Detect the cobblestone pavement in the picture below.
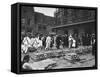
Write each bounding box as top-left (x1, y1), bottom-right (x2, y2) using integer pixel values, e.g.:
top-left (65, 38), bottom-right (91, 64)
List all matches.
top-left (52, 53), bottom-right (95, 69)
top-left (21, 46), bottom-right (95, 69)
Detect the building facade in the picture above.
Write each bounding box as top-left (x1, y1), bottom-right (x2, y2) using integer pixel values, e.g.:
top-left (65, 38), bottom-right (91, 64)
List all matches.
top-left (52, 8), bottom-right (95, 36)
top-left (21, 6), bottom-right (35, 33)
top-left (34, 12), bottom-right (55, 35)
top-left (21, 6), bottom-right (55, 35)
top-left (54, 8), bottom-right (95, 26)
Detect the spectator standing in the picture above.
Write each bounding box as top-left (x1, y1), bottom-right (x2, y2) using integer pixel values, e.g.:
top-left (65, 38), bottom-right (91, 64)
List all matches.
top-left (45, 35), bottom-right (52, 50)
top-left (21, 33), bottom-right (32, 53)
top-left (56, 35), bottom-right (62, 49)
top-left (68, 34), bottom-right (73, 48)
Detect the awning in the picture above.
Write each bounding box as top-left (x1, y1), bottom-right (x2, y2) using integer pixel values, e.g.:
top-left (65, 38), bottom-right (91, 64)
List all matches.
top-left (51, 20), bottom-right (95, 29)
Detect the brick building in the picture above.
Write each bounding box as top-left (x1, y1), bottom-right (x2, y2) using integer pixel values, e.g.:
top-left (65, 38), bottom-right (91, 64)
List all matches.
top-left (34, 12), bottom-right (55, 35)
top-left (21, 6), bottom-right (35, 33)
top-left (21, 6), bottom-right (55, 35)
top-left (52, 8), bottom-right (96, 37)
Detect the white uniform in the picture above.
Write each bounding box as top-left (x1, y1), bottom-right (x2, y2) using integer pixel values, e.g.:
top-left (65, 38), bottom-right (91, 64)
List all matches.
top-left (72, 38), bottom-right (76, 48)
top-left (68, 35), bottom-right (73, 48)
top-left (32, 37), bottom-right (42, 49)
top-left (45, 36), bottom-right (51, 50)
top-left (30, 38), bottom-right (35, 46)
top-left (21, 37), bottom-right (31, 53)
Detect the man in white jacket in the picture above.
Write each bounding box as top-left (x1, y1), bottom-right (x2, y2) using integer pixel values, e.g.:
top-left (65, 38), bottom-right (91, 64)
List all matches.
top-left (68, 34), bottom-right (73, 48)
top-left (31, 36), bottom-right (42, 49)
top-left (21, 34), bottom-right (32, 53)
top-left (45, 35), bottom-right (52, 50)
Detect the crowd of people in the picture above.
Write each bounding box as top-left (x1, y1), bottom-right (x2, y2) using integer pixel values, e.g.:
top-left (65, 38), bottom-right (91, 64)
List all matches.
top-left (21, 32), bottom-right (95, 54)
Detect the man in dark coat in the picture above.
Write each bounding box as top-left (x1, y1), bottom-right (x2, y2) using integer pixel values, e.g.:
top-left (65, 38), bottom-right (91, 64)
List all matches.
top-left (63, 34), bottom-right (68, 48)
top-left (56, 35), bottom-right (62, 49)
top-left (91, 34), bottom-right (96, 56)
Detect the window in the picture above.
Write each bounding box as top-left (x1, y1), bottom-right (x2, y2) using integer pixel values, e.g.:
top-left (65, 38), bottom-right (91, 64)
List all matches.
top-left (38, 26), bottom-right (41, 30)
top-left (43, 26), bottom-right (46, 30)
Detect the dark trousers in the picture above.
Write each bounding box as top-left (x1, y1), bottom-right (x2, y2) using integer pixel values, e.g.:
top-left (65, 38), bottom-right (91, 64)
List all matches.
top-left (56, 42), bottom-right (60, 49)
top-left (92, 43), bottom-right (96, 56)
